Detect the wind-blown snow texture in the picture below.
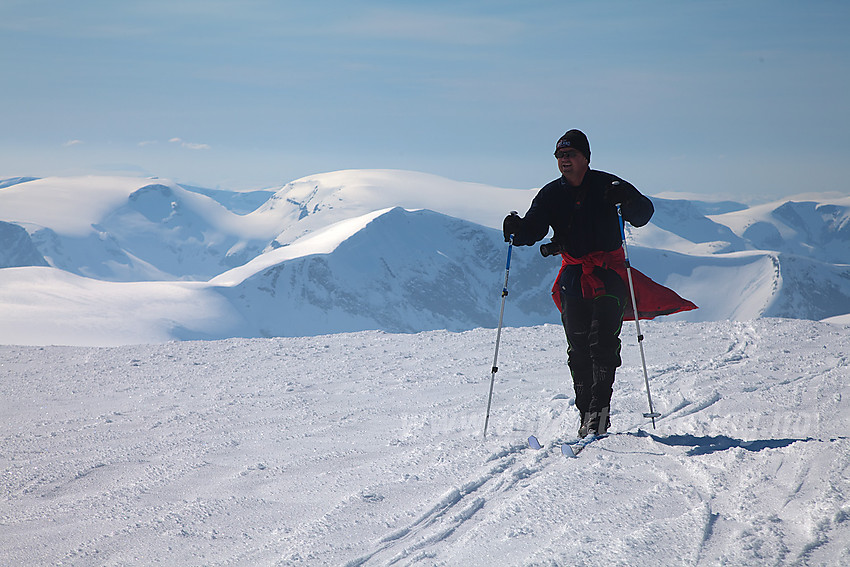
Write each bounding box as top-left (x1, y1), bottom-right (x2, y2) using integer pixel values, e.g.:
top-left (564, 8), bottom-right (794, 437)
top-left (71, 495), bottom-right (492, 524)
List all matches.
top-left (2, 319), bottom-right (849, 565)
top-left (1, 171), bottom-right (849, 345)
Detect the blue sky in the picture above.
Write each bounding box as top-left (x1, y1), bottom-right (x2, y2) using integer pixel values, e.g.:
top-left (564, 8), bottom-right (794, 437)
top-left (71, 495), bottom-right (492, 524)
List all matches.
top-left (2, 0), bottom-right (849, 201)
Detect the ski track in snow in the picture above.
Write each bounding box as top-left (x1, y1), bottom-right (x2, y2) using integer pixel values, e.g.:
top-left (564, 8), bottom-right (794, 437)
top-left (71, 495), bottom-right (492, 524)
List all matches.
top-left (2, 319), bottom-right (850, 566)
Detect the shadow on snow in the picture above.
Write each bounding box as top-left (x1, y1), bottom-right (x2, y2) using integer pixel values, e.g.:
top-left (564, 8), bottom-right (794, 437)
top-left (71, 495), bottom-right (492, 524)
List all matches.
top-left (629, 430), bottom-right (817, 456)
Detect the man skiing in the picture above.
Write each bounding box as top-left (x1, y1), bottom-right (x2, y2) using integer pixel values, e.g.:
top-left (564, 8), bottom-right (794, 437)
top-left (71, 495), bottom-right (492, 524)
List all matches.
top-left (502, 129), bottom-right (655, 438)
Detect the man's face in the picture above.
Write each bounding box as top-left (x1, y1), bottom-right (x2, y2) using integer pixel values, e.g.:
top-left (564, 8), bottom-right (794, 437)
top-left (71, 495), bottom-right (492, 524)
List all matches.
top-left (555, 148), bottom-right (589, 179)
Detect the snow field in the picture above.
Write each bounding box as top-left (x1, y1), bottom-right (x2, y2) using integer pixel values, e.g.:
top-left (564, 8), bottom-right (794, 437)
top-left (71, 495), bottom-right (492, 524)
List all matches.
top-left (2, 319), bottom-right (849, 565)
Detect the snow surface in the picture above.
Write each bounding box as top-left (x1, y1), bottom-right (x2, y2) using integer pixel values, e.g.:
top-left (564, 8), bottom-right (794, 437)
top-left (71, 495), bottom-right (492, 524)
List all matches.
top-left (2, 319), bottom-right (849, 565)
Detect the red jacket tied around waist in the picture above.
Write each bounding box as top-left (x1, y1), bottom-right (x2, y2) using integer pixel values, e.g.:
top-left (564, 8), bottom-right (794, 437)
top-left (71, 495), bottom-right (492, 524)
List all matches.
top-left (552, 247), bottom-right (698, 321)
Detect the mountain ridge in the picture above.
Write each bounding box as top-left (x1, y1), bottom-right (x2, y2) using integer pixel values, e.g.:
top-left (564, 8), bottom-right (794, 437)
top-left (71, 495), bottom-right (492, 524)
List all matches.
top-left (1, 170), bottom-right (848, 345)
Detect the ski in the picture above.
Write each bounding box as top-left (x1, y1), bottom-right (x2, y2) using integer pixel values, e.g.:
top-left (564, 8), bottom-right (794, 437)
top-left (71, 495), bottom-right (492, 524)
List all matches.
top-left (562, 433), bottom-right (608, 458)
top-left (528, 435), bottom-right (578, 451)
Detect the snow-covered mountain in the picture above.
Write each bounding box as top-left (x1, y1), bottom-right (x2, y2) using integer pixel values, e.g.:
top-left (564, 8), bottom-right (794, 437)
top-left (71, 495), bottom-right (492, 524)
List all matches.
top-left (0, 171), bottom-right (849, 345)
top-left (0, 176), bottom-right (286, 281)
top-left (213, 206), bottom-right (556, 337)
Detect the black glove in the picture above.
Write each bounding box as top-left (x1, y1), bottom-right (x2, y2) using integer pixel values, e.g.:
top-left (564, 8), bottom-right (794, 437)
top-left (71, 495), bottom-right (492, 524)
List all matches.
top-left (502, 211), bottom-right (521, 242)
top-left (605, 180), bottom-right (634, 205)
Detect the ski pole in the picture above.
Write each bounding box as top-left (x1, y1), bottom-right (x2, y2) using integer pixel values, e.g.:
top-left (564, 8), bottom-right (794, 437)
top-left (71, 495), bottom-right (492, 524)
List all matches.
top-left (483, 232), bottom-right (514, 438)
top-left (617, 204), bottom-right (662, 429)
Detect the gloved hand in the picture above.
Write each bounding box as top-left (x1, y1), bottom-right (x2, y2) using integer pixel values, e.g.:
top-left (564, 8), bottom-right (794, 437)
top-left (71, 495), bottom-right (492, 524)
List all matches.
top-left (605, 180), bottom-right (634, 205)
top-left (502, 211), bottom-right (521, 242)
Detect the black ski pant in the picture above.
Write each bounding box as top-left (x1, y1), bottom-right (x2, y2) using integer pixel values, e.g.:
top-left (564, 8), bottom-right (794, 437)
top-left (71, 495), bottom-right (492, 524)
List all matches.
top-left (559, 268), bottom-right (627, 416)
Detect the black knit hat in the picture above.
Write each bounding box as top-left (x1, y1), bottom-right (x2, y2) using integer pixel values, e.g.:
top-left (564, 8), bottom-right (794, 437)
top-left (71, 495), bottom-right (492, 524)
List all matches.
top-left (554, 129), bottom-right (590, 162)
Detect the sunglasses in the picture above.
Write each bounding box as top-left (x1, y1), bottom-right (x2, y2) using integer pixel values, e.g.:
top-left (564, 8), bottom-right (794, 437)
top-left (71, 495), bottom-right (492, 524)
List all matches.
top-left (554, 149), bottom-right (581, 160)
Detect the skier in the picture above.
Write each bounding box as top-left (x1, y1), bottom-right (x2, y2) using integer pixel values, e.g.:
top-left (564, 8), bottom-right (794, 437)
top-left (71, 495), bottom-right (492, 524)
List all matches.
top-left (502, 129), bottom-right (655, 438)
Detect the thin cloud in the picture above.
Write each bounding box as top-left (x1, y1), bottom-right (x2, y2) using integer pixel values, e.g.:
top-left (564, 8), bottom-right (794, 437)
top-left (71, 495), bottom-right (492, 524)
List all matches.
top-left (183, 142), bottom-right (211, 150)
top-left (63, 139), bottom-right (84, 147)
top-left (169, 138), bottom-right (211, 150)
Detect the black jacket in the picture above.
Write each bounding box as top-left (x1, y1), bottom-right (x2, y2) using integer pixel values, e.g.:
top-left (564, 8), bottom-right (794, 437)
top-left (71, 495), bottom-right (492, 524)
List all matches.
top-left (512, 170), bottom-right (654, 258)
